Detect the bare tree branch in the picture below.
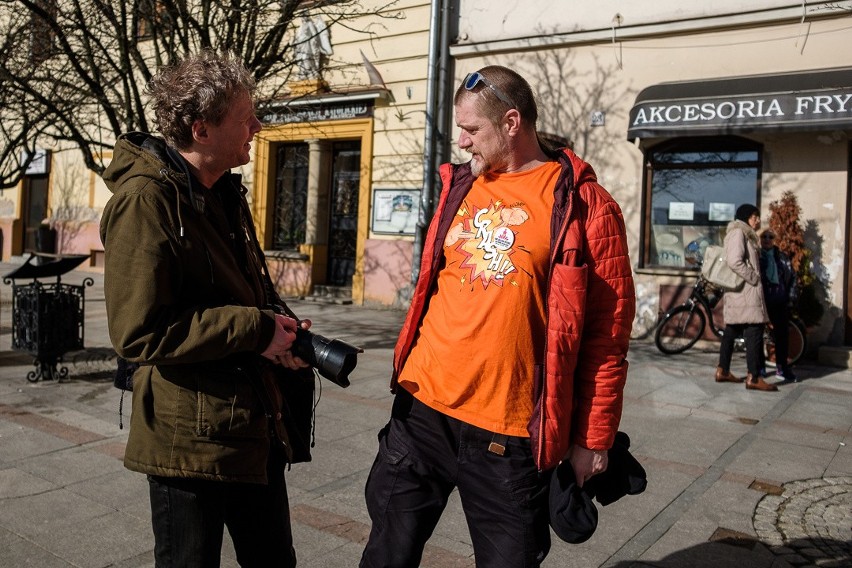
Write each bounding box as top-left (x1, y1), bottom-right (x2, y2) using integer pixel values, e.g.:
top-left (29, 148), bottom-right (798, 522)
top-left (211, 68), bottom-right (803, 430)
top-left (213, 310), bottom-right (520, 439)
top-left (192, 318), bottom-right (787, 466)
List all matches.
top-left (0, 0), bottom-right (401, 183)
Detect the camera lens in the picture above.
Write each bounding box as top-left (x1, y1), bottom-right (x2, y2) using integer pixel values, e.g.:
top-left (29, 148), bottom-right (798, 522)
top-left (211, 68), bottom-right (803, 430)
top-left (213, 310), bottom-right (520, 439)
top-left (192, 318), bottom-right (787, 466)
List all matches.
top-left (292, 328), bottom-right (362, 388)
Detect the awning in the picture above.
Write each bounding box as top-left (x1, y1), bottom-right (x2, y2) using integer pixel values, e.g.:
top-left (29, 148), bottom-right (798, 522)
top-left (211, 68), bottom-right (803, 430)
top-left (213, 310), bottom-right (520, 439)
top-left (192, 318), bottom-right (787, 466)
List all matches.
top-left (627, 67), bottom-right (852, 141)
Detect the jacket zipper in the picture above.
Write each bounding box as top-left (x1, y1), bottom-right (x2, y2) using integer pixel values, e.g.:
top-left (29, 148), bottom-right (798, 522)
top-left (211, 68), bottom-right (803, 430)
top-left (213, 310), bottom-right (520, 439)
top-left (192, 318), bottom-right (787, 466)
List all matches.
top-left (537, 158), bottom-right (576, 468)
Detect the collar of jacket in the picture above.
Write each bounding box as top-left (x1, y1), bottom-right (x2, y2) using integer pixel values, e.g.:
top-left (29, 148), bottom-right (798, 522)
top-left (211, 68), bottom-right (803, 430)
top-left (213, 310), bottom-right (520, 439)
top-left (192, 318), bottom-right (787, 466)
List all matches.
top-left (118, 133), bottom-right (244, 196)
top-left (122, 133), bottom-right (248, 236)
top-left (729, 219), bottom-right (759, 246)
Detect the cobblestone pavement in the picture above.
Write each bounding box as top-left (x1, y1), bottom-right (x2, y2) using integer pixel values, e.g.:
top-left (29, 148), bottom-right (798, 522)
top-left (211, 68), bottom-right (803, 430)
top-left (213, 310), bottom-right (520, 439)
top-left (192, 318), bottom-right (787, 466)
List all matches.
top-left (753, 476), bottom-right (852, 567)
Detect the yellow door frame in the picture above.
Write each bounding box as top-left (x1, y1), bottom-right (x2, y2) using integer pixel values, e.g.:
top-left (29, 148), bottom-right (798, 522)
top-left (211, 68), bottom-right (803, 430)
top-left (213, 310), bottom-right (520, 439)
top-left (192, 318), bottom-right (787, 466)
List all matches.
top-left (253, 118), bottom-right (374, 304)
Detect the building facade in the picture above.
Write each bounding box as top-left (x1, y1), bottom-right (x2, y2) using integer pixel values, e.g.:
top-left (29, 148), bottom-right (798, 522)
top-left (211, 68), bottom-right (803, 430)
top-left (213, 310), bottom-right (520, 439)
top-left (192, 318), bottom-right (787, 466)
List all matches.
top-left (248, 0), bottom-right (433, 306)
top-left (449, 0), bottom-right (852, 350)
top-left (7, 1), bottom-right (852, 354)
top-left (5, 0), bottom-right (434, 309)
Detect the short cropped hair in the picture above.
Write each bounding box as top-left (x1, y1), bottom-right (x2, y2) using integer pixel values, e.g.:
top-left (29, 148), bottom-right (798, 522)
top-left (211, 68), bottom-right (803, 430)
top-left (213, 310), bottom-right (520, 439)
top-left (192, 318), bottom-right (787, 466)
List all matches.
top-left (453, 65), bottom-right (538, 129)
top-left (147, 50), bottom-right (256, 149)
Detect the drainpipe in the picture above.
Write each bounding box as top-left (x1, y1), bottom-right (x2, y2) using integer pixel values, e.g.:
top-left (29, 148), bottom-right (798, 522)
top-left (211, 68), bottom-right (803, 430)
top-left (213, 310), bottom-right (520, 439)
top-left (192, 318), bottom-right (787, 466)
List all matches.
top-left (434, 0), bottom-right (454, 188)
top-left (411, 0), bottom-right (453, 287)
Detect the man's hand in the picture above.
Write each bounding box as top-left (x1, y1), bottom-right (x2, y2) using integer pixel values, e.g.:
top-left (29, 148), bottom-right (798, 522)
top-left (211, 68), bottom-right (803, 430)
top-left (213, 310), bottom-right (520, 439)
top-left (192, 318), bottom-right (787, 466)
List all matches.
top-left (279, 319), bottom-right (311, 370)
top-left (568, 445), bottom-right (608, 488)
top-left (260, 314), bottom-right (299, 365)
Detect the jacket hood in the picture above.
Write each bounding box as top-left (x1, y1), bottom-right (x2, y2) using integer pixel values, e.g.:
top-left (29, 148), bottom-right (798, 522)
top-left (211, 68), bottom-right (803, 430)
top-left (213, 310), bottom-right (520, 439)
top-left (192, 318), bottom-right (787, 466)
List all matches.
top-left (102, 133), bottom-right (185, 196)
top-left (726, 218), bottom-right (759, 246)
top-left (560, 148), bottom-right (598, 187)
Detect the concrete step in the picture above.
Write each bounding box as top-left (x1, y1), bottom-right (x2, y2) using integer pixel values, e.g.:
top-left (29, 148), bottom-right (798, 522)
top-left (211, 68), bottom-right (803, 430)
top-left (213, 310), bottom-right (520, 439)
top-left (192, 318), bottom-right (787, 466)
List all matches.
top-left (305, 285), bottom-right (353, 305)
top-left (818, 345), bottom-right (852, 369)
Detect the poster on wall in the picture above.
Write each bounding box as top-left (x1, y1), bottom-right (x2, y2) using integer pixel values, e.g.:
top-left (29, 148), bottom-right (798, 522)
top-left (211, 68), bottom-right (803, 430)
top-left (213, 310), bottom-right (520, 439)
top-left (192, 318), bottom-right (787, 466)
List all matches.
top-left (372, 189), bottom-right (419, 235)
top-left (668, 201), bottom-right (694, 221)
top-left (652, 225), bottom-right (684, 267)
top-left (709, 202), bottom-right (735, 222)
top-left (682, 226), bottom-right (715, 268)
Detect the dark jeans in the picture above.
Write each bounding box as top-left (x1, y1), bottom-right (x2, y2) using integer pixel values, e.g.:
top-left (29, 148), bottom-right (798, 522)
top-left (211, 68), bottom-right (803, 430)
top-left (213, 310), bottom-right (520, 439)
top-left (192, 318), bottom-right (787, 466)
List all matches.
top-left (360, 389), bottom-right (551, 568)
top-left (147, 448), bottom-right (295, 568)
top-left (719, 322), bottom-right (764, 377)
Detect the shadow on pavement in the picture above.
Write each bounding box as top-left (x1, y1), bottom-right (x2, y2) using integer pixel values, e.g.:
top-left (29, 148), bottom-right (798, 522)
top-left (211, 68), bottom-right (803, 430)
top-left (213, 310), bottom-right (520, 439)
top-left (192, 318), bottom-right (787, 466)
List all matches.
top-left (310, 320), bottom-right (403, 351)
top-left (0, 351), bottom-right (35, 366)
top-left (609, 536), bottom-right (851, 567)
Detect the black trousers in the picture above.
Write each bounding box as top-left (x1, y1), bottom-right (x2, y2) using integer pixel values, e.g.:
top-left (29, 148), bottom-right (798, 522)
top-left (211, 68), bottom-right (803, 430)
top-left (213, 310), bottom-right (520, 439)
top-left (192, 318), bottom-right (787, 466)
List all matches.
top-left (718, 322), bottom-right (764, 377)
top-left (147, 447), bottom-right (295, 568)
top-left (360, 389), bottom-right (551, 568)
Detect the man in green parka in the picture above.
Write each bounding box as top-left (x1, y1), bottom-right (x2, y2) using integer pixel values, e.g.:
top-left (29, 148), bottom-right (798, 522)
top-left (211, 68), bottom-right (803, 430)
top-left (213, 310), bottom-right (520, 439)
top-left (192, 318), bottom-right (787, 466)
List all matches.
top-left (100, 50), bottom-right (311, 567)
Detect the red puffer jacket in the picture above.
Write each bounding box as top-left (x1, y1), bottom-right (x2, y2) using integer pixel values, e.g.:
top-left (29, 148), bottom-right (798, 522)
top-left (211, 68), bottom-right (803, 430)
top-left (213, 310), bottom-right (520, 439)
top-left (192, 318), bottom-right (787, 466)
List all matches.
top-left (392, 149), bottom-right (635, 471)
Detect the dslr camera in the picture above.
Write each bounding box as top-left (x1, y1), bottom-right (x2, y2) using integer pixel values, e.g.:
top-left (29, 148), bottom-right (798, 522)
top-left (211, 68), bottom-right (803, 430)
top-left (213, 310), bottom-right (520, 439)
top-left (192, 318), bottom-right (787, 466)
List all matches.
top-left (290, 324), bottom-right (363, 388)
top-left (267, 305), bottom-right (362, 388)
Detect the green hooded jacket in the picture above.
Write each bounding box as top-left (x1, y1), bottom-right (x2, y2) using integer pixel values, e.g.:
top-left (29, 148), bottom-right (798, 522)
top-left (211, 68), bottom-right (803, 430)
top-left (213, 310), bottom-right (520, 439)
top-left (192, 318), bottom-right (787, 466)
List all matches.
top-left (101, 132), bottom-right (307, 483)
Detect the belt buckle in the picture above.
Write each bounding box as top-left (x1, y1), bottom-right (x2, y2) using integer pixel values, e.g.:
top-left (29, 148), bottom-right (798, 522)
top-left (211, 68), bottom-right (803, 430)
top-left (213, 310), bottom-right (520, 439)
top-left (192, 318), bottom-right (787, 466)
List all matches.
top-left (488, 434), bottom-right (508, 456)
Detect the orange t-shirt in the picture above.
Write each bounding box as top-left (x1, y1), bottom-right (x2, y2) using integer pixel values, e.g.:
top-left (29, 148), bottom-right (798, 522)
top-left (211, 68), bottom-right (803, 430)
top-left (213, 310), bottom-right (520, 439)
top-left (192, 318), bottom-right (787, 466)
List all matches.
top-left (398, 161), bottom-right (560, 436)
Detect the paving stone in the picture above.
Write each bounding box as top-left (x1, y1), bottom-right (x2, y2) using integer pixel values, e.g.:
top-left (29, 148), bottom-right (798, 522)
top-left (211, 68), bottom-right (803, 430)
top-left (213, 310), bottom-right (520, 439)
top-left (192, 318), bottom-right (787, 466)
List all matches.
top-left (753, 477), bottom-right (852, 566)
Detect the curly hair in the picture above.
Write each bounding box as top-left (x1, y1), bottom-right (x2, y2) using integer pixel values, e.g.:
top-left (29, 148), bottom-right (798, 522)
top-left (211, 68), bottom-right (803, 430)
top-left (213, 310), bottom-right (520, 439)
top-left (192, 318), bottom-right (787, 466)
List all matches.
top-left (147, 50), bottom-right (256, 149)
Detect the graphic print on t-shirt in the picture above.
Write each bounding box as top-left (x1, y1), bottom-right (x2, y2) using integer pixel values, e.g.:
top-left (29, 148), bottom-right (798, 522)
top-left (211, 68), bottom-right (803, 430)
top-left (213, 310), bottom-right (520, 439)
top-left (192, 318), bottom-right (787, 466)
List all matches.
top-left (445, 199), bottom-right (530, 289)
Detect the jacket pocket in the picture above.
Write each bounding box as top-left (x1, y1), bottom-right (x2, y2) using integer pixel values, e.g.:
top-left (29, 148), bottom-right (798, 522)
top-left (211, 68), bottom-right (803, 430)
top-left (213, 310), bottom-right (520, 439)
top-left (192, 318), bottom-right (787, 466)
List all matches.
top-left (195, 368), bottom-right (266, 440)
top-left (549, 263), bottom-right (588, 337)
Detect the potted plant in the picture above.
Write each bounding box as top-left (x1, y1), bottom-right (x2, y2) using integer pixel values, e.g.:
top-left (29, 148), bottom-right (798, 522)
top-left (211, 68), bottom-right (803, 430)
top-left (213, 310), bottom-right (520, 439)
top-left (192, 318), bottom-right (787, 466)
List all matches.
top-left (767, 191), bottom-right (824, 328)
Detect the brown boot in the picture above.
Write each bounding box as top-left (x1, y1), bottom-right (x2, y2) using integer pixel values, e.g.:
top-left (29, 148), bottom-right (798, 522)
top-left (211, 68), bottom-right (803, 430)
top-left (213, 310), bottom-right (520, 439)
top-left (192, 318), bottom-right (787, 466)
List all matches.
top-left (715, 367), bottom-right (743, 383)
top-left (745, 373), bottom-right (778, 391)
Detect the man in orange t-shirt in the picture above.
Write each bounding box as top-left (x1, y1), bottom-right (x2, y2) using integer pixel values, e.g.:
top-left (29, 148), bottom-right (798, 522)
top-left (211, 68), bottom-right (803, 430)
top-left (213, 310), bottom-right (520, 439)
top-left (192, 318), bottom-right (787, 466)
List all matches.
top-left (361, 66), bottom-right (635, 568)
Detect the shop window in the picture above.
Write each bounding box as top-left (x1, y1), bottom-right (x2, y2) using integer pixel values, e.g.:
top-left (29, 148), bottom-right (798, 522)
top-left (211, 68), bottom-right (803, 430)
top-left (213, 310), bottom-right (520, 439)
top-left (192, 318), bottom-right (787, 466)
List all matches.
top-left (643, 137), bottom-right (761, 269)
top-left (272, 143), bottom-right (309, 250)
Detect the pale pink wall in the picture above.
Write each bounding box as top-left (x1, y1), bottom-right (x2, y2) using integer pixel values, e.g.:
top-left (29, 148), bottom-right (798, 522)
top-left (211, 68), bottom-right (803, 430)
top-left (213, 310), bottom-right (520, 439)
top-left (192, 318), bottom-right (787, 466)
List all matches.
top-left (0, 218), bottom-right (15, 260)
top-left (56, 220), bottom-right (103, 256)
top-left (267, 257), bottom-right (312, 299)
top-left (363, 239), bottom-right (413, 306)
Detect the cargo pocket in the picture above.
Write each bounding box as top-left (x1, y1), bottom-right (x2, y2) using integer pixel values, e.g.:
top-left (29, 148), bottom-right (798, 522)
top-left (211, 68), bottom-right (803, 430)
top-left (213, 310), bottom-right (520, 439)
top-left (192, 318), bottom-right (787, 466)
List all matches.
top-left (364, 422), bottom-right (413, 524)
top-left (196, 370), bottom-right (266, 440)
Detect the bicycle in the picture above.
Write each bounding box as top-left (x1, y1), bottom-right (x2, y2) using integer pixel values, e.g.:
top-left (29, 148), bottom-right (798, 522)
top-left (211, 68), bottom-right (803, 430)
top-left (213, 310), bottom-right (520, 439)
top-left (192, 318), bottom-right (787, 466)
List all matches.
top-left (654, 275), bottom-right (806, 366)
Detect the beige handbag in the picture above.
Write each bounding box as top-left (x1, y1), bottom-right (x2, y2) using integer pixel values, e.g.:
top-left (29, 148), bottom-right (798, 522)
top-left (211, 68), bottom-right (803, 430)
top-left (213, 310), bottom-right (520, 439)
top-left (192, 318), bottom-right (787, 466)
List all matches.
top-left (701, 245), bottom-right (745, 291)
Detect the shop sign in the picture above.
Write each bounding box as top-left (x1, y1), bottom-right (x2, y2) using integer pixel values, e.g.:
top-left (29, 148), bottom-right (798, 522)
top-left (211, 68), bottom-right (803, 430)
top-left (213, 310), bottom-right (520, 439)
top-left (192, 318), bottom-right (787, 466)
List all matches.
top-left (627, 68), bottom-right (852, 139)
top-left (262, 101), bottom-right (374, 124)
top-left (21, 148), bottom-right (50, 176)
top-left (631, 89), bottom-right (852, 134)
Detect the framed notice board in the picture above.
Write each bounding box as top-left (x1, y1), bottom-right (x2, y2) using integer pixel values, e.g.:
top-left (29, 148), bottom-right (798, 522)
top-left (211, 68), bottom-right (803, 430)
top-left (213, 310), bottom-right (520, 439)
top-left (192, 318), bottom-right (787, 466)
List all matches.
top-left (371, 189), bottom-right (419, 235)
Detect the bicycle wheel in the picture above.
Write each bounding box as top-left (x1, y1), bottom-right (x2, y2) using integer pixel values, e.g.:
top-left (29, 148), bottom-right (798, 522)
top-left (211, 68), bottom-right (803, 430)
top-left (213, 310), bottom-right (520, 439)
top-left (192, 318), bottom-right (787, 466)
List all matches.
top-left (787, 319), bottom-right (807, 365)
top-left (763, 318), bottom-right (807, 366)
top-left (654, 305), bottom-right (707, 355)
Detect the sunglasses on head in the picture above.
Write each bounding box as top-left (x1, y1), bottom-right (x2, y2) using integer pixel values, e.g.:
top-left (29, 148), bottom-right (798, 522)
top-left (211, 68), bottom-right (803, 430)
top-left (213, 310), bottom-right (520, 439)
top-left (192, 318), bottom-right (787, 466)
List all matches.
top-left (463, 72), bottom-right (515, 108)
top-left (761, 234), bottom-right (775, 240)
